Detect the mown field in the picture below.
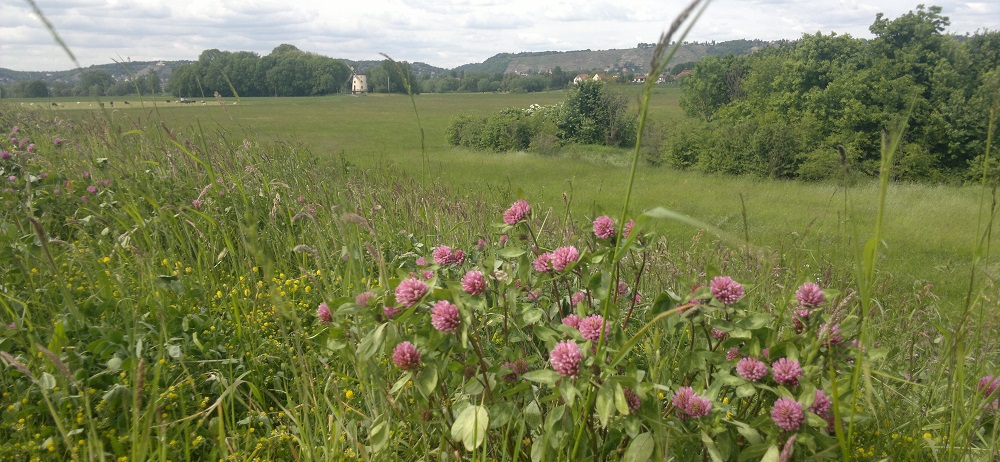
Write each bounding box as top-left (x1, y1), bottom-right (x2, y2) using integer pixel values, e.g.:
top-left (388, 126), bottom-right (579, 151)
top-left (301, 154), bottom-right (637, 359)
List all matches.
top-left (2, 86), bottom-right (997, 461)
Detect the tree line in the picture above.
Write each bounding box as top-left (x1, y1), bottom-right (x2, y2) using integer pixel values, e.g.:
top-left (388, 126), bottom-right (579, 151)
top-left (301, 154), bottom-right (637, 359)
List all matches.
top-left (0, 71), bottom-right (161, 98)
top-left (661, 5), bottom-right (1000, 182)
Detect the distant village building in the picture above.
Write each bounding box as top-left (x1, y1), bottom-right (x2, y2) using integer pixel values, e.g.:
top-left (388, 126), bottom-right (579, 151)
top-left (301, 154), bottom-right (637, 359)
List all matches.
top-left (633, 74), bottom-right (647, 83)
top-left (573, 73), bottom-right (590, 84)
top-left (351, 75), bottom-right (368, 95)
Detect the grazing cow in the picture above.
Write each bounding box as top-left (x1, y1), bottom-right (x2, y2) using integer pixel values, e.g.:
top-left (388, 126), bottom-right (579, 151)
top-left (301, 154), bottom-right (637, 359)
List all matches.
top-left (109, 102), bottom-right (114, 107)
top-left (124, 101), bottom-right (129, 105)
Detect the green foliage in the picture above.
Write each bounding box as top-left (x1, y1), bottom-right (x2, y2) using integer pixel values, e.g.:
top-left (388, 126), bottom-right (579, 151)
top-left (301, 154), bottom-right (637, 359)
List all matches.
top-left (75, 70), bottom-right (114, 97)
top-left (446, 80), bottom-right (638, 153)
top-left (2, 80), bottom-right (50, 98)
top-left (559, 80), bottom-right (637, 147)
top-left (167, 45), bottom-right (351, 97)
top-left (674, 5), bottom-right (1000, 181)
top-left (446, 106), bottom-right (550, 152)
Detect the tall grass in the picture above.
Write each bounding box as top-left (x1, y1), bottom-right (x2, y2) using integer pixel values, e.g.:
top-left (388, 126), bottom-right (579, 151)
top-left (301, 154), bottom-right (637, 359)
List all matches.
top-left (3, 1), bottom-right (1000, 461)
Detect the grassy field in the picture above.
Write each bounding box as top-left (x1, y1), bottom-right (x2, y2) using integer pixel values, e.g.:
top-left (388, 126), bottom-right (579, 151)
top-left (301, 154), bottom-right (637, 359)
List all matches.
top-left (16, 87), bottom-right (985, 307)
top-left (2, 87), bottom-right (998, 460)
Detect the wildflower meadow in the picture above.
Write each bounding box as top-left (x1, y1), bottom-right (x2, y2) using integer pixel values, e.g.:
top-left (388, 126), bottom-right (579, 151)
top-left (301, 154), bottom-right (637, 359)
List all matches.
top-left (3, 2), bottom-right (1000, 461)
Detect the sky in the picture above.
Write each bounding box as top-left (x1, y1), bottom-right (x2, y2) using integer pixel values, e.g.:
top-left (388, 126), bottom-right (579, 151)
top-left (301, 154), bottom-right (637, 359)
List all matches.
top-left (1, 0), bottom-right (998, 72)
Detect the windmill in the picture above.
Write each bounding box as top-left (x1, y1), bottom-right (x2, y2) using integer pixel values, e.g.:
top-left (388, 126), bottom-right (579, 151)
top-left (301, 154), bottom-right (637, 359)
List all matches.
top-left (345, 65), bottom-right (368, 95)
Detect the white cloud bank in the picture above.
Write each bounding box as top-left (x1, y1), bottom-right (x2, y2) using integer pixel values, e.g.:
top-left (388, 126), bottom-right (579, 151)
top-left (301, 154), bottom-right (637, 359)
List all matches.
top-left (0, 0), bottom-right (996, 71)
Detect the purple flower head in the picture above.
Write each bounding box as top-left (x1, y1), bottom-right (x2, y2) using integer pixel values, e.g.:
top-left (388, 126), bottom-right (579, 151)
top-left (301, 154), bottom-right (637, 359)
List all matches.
top-left (527, 288), bottom-right (542, 301)
top-left (383, 306), bottom-right (401, 319)
top-left (477, 239), bottom-right (486, 251)
top-left (433, 246), bottom-right (454, 265)
top-left (452, 249), bottom-right (465, 265)
top-left (416, 256), bottom-right (428, 266)
top-left (0, 150), bottom-right (10, 160)
top-left (499, 234), bottom-right (508, 245)
top-left (980, 376), bottom-right (1000, 398)
top-left (578, 314), bottom-right (608, 342)
top-left (672, 386), bottom-right (695, 412)
top-left (549, 340), bottom-right (582, 377)
top-left (772, 358), bottom-right (803, 386)
top-left (737, 357), bottom-right (768, 382)
top-left (355, 291), bottom-right (375, 307)
top-left (761, 348), bottom-right (770, 359)
top-left (726, 347), bottom-right (740, 361)
top-left (617, 281), bottom-right (630, 295)
top-left (191, 199), bottom-right (202, 208)
top-left (431, 300), bottom-right (461, 333)
top-left (316, 302), bottom-right (332, 323)
top-left (532, 252), bottom-right (552, 273)
top-left (710, 276), bottom-right (744, 305)
top-left (593, 215), bottom-right (615, 239)
top-left (422, 270), bottom-right (435, 280)
top-left (820, 323), bottom-right (842, 346)
top-left (39, 173), bottom-right (47, 179)
top-left (83, 171), bottom-right (90, 178)
top-left (551, 246), bottom-right (579, 271)
top-left (624, 219), bottom-right (636, 238)
top-left (712, 328), bottom-right (728, 340)
top-left (796, 282), bottom-right (825, 307)
top-left (562, 314), bottom-right (581, 329)
top-left (11, 125), bottom-right (18, 134)
top-left (54, 137), bottom-right (63, 146)
top-left (80, 195), bottom-right (88, 201)
top-left (395, 278), bottom-right (428, 307)
top-left (86, 185), bottom-right (97, 194)
top-left (571, 291), bottom-right (586, 306)
top-left (502, 359), bottom-right (529, 382)
top-left (503, 199), bottom-right (531, 225)
top-left (771, 398), bottom-right (804, 431)
top-left (686, 396), bottom-right (713, 418)
top-left (673, 387), bottom-right (713, 418)
top-left (26, 143), bottom-right (34, 153)
top-left (623, 387), bottom-right (641, 413)
top-left (297, 195), bottom-right (306, 203)
top-left (7, 175), bottom-right (15, 183)
top-left (393, 341), bottom-right (421, 371)
top-left (461, 270), bottom-right (486, 295)
top-left (810, 389), bottom-right (832, 417)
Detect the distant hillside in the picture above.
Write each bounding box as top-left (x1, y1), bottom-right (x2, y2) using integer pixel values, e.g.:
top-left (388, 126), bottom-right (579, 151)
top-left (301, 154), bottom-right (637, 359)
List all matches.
top-left (0, 39), bottom-right (773, 87)
top-left (0, 60), bottom-right (193, 85)
top-left (345, 60), bottom-right (449, 76)
top-left (454, 39), bottom-right (775, 74)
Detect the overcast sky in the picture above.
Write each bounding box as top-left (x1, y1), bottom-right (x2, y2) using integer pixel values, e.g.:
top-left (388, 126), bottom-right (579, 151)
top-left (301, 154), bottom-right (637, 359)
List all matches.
top-left (1, 0), bottom-right (998, 72)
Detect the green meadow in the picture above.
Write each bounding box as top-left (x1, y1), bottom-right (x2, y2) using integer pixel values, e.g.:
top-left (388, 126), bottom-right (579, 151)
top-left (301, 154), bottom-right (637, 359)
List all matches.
top-left (2, 83), bottom-right (997, 461)
top-left (23, 87), bottom-right (983, 306)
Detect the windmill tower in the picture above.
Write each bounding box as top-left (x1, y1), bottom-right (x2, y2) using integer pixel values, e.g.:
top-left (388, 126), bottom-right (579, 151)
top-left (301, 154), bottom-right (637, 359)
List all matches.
top-left (348, 66), bottom-right (368, 95)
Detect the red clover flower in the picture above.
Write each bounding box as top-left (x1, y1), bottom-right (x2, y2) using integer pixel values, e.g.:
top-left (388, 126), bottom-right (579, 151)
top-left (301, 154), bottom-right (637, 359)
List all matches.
top-left (710, 276), bottom-right (744, 305)
top-left (430, 300), bottom-right (461, 333)
top-left (549, 340), bottom-right (582, 377)
top-left (395, 278), bottom-right (428, 307)
top-left (771, 398), bottom-right (804, 431)
top-left (392, 341), bottom-right (421, 370)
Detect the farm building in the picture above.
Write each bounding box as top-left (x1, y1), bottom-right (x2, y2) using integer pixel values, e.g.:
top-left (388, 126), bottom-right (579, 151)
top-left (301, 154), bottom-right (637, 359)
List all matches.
top-left (351, 75), bottom-right (368, 94)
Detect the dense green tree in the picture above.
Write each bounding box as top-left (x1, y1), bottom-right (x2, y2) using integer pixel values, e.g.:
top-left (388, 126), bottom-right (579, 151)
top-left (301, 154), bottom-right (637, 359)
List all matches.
top-left (20, 80), bottom-right (50, 98)
top-left (679, 55), bottom-right (745, 122)
top-left (672, 5), bottom-right (1000, 181)
top-left (76, 70), bottom-right (115, 97)
top-left (559, 79), bottom-right (636, 147)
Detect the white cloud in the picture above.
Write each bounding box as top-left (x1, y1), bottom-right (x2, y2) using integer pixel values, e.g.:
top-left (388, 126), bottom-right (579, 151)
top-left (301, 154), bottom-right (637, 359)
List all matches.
top-left (0, 0), bottom-right (997, 71)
